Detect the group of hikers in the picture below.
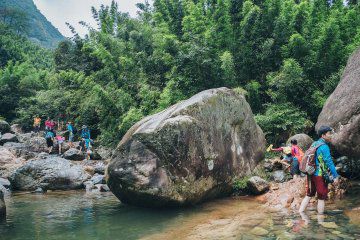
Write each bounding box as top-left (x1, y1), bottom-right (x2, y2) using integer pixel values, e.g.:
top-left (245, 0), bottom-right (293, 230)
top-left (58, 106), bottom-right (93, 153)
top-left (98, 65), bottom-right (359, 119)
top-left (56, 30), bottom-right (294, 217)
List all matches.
top-left (268, 126), bottom-right (339, 215)
top-left (33, 116), bottom-right (94, 160)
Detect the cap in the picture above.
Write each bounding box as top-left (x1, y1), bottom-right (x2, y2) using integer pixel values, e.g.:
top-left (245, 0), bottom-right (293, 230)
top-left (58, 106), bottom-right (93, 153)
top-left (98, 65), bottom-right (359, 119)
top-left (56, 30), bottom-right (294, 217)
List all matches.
top-left (318, 126), bottom-right (333, 136)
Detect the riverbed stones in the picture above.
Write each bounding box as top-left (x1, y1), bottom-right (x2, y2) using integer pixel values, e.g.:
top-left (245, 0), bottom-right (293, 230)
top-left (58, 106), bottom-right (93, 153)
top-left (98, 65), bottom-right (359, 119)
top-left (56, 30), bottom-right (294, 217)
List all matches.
top-left (9, 157), bottom-right (91, 191)
top-left (271, 170), bottom-right (286, 183)
top-left (27, 137), bottom-right (47, 152)
top-left (247, 176), bottom-right (270, 195)
top-left (0, 133), bottom-right (18, 145)
top-left (108, 87), bottom-right (266, 207)
top-left (316, 47), bottom-right (360, 157)
top-left (0, 120), bottom-right (10, 134)
top-left (287, 134), bottom-right (313, 151)
top-left (63, 148), bottom-right (84, 161)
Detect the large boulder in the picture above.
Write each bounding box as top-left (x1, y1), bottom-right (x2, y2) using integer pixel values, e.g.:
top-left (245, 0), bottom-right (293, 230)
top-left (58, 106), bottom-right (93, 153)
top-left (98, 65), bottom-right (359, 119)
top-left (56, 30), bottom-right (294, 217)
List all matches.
top-left (0, 120), bottom-right (10, 134)
top-left (9, 157), bottom-right (91, 191)
top-left (3, 142), bottom-right (36, 160)
top-left (107, 87), bottom-right (266, 207)
top-left (0, 133), bottom-right (18, 145)
top-left (316, 48), bottom-right (360, 157)
top-left (287, 134), bottom-right (313, 151)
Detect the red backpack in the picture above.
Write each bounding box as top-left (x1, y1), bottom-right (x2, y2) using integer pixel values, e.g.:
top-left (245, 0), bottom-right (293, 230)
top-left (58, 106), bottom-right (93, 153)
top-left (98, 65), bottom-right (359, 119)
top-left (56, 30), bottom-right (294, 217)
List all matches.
top-left (299, 143), bottom-right (324, 175)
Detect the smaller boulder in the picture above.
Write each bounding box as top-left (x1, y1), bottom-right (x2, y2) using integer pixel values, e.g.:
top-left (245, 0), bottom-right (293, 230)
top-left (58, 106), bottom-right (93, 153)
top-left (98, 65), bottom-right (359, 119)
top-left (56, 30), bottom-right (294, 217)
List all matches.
top-left (271, 170), bottom-right (286, 183)
top-left (247, 176), bottom-right (270, 195)
top-left (0, 120), bottom-right (10, 134)
top-left (32, 187), bottom-right (44, 194)
top-left (0, 133), bottom-right (18, 145)
top-left (96, 184), bottom-right (110, 192)
top-left (0, 148), bottom-right (16, 165)
top-left (287, 134), bottom-right (313, 151)
top-left (10, 124), bottom-right (23, 134)
top-left (63, 148), bottom-right (84, 161)
top-left (0, 178), bottom-right (10, 189)
top-left (90, 174), bottom-right (105, 185)
top-left (27, 137), bottom-right (47, 152)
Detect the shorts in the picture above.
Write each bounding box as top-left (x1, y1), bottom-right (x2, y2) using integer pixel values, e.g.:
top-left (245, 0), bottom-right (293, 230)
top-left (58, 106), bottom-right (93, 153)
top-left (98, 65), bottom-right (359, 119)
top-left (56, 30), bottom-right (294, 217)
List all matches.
top-left (306, 175), bottom-right (328, 200)
top-left (34, 125), bottom-right (40, 133)
top-left (291, 158), bottom-right (300, 175)
top-left (69, 132), bottom-right (74, 142)
top-left (46, 138), bottom-right (53, 147)
top-left (57, 140), bottom-right (64, 145)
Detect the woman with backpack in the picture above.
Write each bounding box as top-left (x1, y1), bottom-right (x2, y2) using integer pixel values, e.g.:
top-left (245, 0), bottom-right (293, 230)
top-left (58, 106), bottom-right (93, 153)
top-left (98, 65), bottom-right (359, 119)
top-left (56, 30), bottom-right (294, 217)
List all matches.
top-left (290, 139), bottom-right (304, 179)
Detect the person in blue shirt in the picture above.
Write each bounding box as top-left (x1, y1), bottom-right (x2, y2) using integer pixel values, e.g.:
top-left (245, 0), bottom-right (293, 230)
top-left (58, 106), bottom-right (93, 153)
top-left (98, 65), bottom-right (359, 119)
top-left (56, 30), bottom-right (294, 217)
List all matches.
top-left (81, 125), bottom-right (90, 139)
top-left (299, 126), bottom-right (340, 214)
top-left (66, 121), bottom-right (75, 148)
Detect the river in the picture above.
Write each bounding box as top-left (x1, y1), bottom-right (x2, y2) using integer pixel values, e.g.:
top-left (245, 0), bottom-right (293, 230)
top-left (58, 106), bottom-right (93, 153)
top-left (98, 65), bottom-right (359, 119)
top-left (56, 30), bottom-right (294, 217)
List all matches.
top-left (1, 183), bottom-right (360, 240)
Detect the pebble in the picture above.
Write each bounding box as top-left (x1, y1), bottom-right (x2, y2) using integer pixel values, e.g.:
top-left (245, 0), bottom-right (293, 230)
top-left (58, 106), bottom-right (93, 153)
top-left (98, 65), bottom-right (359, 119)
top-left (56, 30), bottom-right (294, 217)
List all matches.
top-left (250, 226), bottom-right (269, 236)
top-left (319, 222), bottom-right (338, 229)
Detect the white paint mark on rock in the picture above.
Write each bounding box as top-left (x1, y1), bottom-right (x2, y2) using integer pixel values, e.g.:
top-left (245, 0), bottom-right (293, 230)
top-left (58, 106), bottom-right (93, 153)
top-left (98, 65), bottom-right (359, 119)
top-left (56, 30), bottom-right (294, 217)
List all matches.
top-left (207, 160), bottom-right (214, 171)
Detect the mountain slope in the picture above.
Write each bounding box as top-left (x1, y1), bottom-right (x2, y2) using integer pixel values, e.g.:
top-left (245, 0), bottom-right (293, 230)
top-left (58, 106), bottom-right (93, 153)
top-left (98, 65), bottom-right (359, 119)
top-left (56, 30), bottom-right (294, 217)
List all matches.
top-left (0, 0), bottom-right (65, 48)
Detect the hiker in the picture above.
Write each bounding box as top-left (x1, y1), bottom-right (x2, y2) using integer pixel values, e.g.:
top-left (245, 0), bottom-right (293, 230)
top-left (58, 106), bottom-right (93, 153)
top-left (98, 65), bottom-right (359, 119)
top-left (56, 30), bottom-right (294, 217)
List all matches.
top-left (66, 122), bottom-right (76, 148)
top-left (45, 129), bottom-right (55, 154)
top-left (84, 138), bottom-right (93, 160)
top-left (299, 126), bottom-right (339, 214)
top-left (33, 116), bottom-right (41, 134)
top-left (81, 125), bottom-right (90, 140)
top-left (290, 139), bottom-right (304, 179)
top-left (79, 125), bottom-right (91, 159)
top-left (55, 134), bottom-right (65, 155)
top-left (45, 117), bottom-right (56, 131)
top-left (269, 144), bottom-right (293, 171)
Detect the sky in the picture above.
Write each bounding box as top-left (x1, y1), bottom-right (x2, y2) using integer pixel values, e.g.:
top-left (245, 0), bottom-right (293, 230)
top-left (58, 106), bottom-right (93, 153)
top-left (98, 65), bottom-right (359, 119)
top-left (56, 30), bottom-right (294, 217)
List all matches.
top-left (33, 0), bottom-right (146, 37)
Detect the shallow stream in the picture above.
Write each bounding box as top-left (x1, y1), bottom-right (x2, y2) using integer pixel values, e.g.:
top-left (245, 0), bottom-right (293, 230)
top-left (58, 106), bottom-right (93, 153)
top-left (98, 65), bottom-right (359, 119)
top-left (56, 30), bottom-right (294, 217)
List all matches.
top-left (1, 183), bottom-right (360, 240)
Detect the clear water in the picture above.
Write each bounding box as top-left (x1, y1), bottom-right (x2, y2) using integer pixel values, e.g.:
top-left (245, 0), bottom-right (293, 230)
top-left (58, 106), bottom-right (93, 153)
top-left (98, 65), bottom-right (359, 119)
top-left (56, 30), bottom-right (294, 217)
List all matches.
top-left (1, 184), bottom-right (360, 240)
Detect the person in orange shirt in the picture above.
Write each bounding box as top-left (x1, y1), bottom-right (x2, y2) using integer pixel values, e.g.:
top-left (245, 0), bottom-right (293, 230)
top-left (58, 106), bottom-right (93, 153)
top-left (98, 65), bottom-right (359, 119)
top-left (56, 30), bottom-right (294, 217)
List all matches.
top-left (33, 116), bottom-right (41, 134)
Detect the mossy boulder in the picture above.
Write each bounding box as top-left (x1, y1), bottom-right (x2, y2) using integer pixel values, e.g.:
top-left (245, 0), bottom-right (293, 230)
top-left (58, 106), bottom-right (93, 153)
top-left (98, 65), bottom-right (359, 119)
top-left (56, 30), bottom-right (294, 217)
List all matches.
top-left (107, 87), bottom-right (266, 207)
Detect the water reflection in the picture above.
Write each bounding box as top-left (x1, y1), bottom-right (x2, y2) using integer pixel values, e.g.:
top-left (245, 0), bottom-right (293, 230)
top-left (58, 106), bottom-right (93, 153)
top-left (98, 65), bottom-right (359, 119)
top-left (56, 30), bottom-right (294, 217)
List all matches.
top-left (0, 185), bottom-right (359, 240)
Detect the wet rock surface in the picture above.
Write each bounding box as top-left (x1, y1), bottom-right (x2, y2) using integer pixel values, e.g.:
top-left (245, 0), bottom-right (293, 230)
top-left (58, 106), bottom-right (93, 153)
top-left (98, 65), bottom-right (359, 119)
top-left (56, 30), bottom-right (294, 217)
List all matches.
top-left (9, 156), bottom-right (91, 191)
top-left (108, 87), bottom-right (266, 207)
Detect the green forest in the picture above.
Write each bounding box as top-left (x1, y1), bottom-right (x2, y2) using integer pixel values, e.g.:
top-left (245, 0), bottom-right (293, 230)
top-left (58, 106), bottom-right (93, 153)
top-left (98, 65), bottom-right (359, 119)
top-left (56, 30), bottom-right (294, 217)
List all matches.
top-left (1, 0), bottom-right (360, 146)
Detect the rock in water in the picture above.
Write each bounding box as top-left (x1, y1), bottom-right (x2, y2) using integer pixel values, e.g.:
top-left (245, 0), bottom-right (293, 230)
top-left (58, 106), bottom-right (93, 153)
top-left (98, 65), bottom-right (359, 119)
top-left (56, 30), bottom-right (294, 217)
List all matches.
top-left (287, 134), bottom-right (313, 151)
top-left (0, 120), bottom-right (10, 134)
top-left (316, 48), bottom-right (360, 157)
top-left (9, 157), bottom-right (90, 191)
top-left (0, 190), bottom-right (5, 219)
top-left (247, 176), bottom-right (270, 195)
top-left (108, 87), bottom-right (266, 207)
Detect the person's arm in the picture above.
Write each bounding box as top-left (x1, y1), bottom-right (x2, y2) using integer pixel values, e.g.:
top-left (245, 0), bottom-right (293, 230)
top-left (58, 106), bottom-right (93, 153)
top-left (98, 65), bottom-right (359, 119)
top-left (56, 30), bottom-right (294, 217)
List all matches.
top-left (319, 145), bottom-right (339, 179)
top-left (271, 147), bottom-right (283, 152)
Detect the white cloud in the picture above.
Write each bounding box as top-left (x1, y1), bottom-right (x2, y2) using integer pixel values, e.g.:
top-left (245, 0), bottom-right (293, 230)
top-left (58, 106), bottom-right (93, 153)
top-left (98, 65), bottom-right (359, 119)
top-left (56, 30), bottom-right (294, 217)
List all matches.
top-left (33, 0), bottom-right (145, 37)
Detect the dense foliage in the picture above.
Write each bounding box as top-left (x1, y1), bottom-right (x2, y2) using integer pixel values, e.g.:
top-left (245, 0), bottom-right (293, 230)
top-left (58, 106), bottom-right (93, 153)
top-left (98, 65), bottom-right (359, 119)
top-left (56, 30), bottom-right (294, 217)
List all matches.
top-left (1, 0), bottom-right (360, 146)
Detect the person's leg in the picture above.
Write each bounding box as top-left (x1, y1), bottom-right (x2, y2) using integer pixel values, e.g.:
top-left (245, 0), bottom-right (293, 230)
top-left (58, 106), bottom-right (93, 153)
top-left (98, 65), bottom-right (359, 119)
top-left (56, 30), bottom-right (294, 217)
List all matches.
top-left (59, 143), bottom-right (62, 154)
top-left (299, 175), bottom-right (315, 212)
top-left (314, 176), bottom-right (328, 214)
